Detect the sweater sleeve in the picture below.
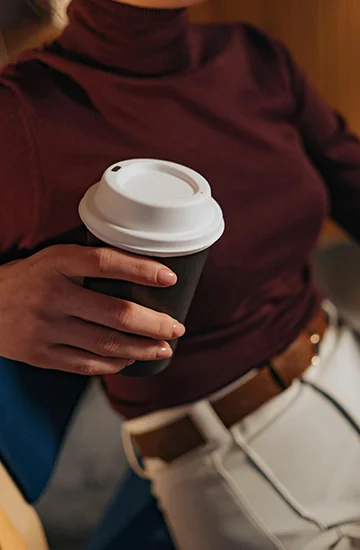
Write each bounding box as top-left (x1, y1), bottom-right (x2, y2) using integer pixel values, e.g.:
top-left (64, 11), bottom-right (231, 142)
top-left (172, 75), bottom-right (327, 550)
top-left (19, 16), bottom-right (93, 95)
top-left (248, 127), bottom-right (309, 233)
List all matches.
top-left (0, 83), bottom-right (41, 257)
top-left (280, 45), bottom-right (360, 241)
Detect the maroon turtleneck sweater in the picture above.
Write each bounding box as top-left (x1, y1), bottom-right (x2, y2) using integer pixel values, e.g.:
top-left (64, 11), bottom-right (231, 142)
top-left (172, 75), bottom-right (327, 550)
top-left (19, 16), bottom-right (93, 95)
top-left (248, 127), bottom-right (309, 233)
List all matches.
top-left (1, 1), bottom-right (360, 418)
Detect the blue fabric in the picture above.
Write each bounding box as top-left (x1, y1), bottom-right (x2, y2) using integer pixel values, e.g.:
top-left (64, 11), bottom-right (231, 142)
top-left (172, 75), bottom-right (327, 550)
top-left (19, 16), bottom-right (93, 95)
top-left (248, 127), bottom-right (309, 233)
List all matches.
top-left (0, 355), bottom-right (173, 548)
top-left (0, 357), bottom-right (88, 503)
top-left (87, 469), bottom-right (175, 550)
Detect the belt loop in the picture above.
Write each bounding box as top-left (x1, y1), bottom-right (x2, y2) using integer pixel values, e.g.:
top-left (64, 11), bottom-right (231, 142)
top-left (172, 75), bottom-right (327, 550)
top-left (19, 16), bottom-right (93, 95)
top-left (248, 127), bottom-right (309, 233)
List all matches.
top-left (190, 401), bottom-right (233, 450)
top-left (121, 423), bottom-right (148, 479)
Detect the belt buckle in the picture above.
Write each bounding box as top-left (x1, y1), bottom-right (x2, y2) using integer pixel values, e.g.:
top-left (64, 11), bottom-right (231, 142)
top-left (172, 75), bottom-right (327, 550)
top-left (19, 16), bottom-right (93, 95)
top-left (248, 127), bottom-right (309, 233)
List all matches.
top-left (309, 332), bottom-right (321, 367)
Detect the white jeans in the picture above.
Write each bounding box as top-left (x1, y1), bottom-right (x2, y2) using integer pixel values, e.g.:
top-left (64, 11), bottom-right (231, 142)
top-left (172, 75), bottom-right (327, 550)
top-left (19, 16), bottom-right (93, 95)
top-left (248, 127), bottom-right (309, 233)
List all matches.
top-left (124, 304), bottom-right (360, 549)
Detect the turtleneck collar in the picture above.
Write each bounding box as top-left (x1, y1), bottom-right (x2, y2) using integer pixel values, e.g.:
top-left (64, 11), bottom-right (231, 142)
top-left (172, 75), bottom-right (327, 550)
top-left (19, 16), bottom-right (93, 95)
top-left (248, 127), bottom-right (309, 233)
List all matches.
top-left (58, 0), bottom-right (193, 76)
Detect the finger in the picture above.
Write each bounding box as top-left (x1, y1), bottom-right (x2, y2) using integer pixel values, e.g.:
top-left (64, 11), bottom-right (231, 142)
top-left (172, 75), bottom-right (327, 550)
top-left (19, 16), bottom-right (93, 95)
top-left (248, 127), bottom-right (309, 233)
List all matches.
top-left (51, 318), bottom-right (173, 361)
top-left (51, 245), bottom-right (177, 287)
top-left (44, 345), bottom-right (132, 376)
top-left (65, 284), bottom-right (186, 340)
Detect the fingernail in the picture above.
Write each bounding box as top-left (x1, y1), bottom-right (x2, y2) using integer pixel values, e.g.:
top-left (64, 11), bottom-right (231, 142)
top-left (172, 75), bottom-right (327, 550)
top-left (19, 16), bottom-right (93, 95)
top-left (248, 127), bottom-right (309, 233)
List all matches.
top-left (125, 360), bottom-right (135, 367)
top-left (156, 345), bottom-right (173, 359)
top-left (172, 323), bottom-right (186, 338)
top-left (157, 269), bottom-right (177, 286)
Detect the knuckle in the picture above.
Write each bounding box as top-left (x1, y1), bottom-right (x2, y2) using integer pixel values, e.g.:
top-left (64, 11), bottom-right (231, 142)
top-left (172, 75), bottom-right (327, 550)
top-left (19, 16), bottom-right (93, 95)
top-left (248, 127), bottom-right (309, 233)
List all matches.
top-left (76, 361), bottom-right (99, 376)
top-left (49, 244), bottom-right (69, 256)
top-left (146, 346), bottom-right (161, 362)
top-left (132, 344), bottom-right (152, 362)
top-left (88, 248), bottom-right (112, 274)
top-left (35, 245), bottom-right (58, 261)
top-left (32, 248), bottom-right (50, 264)
top-left (113, 359), bottom-right (129, 373)
top-left (132, 260), bottom-right (156, 283)
top-left (30, 245), bottom-right (80, 275)
top-left (39, 244), bottom-right (73, 262)
top-left (115, 301), bottom-right (136, 329)
top-left (97, 331), bottom-right (120, 356)
top-left (156, 315), bottom-right (173, 338)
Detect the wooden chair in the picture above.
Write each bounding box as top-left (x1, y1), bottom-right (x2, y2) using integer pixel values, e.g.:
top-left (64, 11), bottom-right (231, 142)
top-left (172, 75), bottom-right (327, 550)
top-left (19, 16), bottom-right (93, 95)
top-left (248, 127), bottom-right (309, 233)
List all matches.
top-left (0, 463), bottom-right (48, 550)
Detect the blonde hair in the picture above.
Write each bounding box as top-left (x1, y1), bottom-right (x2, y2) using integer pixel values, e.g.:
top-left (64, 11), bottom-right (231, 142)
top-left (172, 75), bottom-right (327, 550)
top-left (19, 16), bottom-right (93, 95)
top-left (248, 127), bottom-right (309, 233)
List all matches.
top-left (25, 0), bottom-right (69, 27)
top-left (0, 0), bottom-right (68, 67)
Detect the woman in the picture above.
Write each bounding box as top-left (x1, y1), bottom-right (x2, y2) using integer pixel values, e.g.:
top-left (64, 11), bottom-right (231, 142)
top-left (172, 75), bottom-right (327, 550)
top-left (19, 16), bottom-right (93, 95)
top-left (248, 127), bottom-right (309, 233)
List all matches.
top-left (1, 0), bottom-right (360, 548)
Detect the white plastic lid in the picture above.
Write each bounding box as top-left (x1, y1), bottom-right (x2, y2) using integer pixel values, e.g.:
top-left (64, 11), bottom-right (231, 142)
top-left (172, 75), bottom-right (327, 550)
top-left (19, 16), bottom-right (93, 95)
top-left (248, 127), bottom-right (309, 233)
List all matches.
top-left (79, 159), bottom-right (225, 257)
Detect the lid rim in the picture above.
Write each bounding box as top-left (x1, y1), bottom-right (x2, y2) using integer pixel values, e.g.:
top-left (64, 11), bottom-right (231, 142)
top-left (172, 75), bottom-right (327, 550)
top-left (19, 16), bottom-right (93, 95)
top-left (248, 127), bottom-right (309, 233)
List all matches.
top-left (79, 199), bottom-right (224, 255)
top-left (80, 222), bottom-right (225, 258)
top-left (79, 159), bottom-right (225, 257)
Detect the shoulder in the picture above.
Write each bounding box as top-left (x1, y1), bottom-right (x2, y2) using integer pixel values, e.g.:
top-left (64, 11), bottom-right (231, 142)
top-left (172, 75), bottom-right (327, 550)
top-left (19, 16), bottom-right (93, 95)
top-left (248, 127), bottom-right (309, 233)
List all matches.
top-left (0, 62), bottom-right (46, 173)
top-left (234, 23), bottom-right (285, 58)
top-left (0, 72), bottom-right (31, 145)
top-left (0, 80), bottom-right (19, 125)
top-left (197, 21), bottom-right (287, 55)
top-left (0, 62), bottom-right (48, 153)
top-left (231, 22), bottom-right (291, 75)
top-left (0, 60), bottom-right (54, 105)
top-left (0, 69), bottom-right (44, 255)
top-left (197, 22), bottom-right (294, 88)
top-left (0, 57), bottom-right (74, 147)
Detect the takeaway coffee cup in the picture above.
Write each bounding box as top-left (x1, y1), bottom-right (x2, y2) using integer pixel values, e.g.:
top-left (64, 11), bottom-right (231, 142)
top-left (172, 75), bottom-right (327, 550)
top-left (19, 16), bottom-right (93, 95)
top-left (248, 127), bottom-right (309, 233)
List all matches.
top-left (79, 159), bottom-right (224, 377)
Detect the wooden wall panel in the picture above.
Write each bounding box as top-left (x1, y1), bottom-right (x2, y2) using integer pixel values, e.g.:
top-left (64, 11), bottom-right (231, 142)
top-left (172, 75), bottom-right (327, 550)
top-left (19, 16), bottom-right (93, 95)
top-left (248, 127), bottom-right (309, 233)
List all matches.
top-left (191, 0), bottom-right (360, 132)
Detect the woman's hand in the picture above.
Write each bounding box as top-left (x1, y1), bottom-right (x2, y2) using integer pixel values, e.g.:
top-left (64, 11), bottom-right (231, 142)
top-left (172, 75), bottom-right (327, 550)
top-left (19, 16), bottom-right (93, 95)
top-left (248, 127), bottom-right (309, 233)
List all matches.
top-left (0, 244), bottom-right (185, 375)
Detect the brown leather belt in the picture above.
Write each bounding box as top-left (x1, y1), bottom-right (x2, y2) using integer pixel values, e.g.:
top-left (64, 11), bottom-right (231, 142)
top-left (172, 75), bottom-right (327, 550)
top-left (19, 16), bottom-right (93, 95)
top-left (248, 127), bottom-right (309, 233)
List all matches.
top-left (134, 310), bottom-right (328, 463)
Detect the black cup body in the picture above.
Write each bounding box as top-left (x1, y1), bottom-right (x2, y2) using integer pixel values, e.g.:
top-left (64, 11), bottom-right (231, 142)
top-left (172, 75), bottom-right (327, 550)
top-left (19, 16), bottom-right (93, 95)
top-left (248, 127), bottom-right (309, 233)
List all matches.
top-left (84, 233), bottom-right (209, 376)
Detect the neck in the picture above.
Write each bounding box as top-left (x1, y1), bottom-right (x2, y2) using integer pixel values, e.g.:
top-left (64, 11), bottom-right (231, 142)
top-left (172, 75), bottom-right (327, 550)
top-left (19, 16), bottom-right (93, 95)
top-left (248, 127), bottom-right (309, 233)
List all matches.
top-left (59, 0), bottom-right (194, 76)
